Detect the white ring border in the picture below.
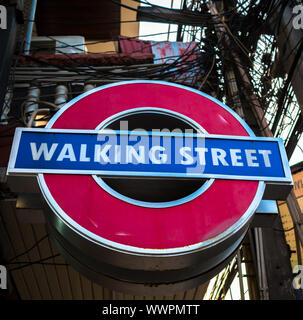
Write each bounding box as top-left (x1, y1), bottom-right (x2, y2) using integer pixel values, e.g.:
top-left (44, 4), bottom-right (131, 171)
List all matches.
top-left (37, 80), bottom-right (265, 256)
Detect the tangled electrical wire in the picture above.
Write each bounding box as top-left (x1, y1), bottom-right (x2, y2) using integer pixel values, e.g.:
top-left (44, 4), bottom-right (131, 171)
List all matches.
top-left (5, 0), bottom-right (303, 156)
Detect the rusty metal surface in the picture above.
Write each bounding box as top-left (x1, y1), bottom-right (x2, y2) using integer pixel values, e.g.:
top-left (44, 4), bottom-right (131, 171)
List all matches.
top-left (151, 41), bottom-right (200, 84)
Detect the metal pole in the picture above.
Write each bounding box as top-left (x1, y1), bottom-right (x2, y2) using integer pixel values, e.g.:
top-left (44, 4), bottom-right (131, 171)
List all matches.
top-left (254, 228), bottom-right (269, 300)
top-left (207, 0), bottom-right (271, 137)
top-left (24, 0), bottom-right (37, 55)
top-left (254, 228), bottom-right (263, 298)
top-left (237, 249), bottom-right (245, 300)
top-left (207, 0), bottom-right (298, 300)
top-left (206, 0), bottom-right (245, 120)
top-left (167, 0), bottom-right (174, 41)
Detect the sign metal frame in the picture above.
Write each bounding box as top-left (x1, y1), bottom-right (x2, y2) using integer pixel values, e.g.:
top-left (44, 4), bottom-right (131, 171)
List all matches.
top-left (5, 81), bottom-right (295, 294)
top-left (6, 80), bottom-right (294, 255)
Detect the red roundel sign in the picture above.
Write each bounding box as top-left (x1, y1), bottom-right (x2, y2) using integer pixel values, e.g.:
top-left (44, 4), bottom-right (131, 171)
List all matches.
top-left (38, 80), bottom-right (264, 255)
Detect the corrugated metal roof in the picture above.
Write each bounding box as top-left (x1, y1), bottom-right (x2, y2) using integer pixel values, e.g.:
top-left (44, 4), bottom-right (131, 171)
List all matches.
top-left (118, 36), bottom-right (152, 54)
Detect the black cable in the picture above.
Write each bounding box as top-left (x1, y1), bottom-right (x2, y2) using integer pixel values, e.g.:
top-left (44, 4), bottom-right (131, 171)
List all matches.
top-left (8, 262), bottom-right (69, 272)
top-left (9, 0), bottom-right (298, 145)
top-left (274, 226), bottom-right (296, 232)
top-left (17, 37), bottom-right (204, 82)
top-left (131, 0), bottom-right (252, 17)
top-left (108, 0), bottom-right (234, 26)
top-left (24, 19), bottom-right (138, 25)
top-left (7, 234), bottom-right (49, 263)
top-left (271, 38), bottom-right (303, 136)
top-left (7, 253), bottom-right (64, 272)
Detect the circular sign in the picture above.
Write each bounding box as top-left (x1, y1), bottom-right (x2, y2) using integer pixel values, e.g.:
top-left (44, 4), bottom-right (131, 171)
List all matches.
top-left (38, 81), bottom-right (264, 293)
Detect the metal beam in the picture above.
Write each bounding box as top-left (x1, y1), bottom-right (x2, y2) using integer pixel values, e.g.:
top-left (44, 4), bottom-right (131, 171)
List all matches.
top-left (137, 6), bottom-right (210, 27)
top-left (24, 0), bottom-right (37, 55)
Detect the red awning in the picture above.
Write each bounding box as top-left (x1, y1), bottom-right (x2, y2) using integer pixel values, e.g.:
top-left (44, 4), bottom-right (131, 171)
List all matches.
top-left (118, 36), bottom-right (152, 54)
top-left (16, 52), bottom-right (154, 67)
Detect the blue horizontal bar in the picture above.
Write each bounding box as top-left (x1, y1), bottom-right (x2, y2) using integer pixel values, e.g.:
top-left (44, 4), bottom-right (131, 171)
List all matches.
top-left (8, 128), bottom-right (290, 182)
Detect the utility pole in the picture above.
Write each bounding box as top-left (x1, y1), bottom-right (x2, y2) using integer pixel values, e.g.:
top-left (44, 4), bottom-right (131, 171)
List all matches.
top-left (207, 0), bottom-right (297, 300)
